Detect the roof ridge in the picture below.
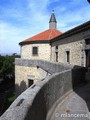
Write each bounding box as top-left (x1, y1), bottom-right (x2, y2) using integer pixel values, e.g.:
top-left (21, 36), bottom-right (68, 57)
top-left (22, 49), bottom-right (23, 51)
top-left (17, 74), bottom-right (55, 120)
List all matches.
top-left (53, 29), bottom-right (58, 36)
top-left (48, 29), bottom-right (53, 40)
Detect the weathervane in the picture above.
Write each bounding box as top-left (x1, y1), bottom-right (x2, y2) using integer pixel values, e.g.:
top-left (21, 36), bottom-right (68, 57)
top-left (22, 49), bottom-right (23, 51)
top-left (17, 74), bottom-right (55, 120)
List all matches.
top-left (52, 10), bottom-right (54, 13)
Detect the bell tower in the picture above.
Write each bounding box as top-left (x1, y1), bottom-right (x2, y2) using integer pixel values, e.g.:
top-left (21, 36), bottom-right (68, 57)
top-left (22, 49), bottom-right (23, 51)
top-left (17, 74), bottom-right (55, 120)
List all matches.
top-left (49, 10), bottom-right (57, 29)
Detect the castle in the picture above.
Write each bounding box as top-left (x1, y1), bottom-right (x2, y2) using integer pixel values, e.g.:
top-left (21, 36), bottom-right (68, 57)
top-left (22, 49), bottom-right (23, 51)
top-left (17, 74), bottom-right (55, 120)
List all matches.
top-left (0, 11), bottom-right (90, 120)
top-left (15, 11), bottom-right (90, 96)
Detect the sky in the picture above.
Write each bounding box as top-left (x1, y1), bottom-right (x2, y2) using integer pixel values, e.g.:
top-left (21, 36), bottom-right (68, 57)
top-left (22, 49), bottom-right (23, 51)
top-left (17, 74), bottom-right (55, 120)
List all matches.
top-left (0, 0), bottom-right (90, 55)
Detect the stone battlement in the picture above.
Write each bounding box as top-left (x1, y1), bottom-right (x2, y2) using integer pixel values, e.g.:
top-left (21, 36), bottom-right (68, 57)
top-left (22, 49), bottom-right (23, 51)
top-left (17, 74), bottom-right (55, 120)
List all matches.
top-left (15, 58), bottom-right (81, 74)
top-left (0, 63), bottom-right (86, 120)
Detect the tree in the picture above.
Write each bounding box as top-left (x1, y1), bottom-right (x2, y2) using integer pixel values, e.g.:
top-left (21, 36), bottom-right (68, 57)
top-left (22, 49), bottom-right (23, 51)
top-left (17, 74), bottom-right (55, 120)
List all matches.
top-left (0, 54), bottom-right (20, 78)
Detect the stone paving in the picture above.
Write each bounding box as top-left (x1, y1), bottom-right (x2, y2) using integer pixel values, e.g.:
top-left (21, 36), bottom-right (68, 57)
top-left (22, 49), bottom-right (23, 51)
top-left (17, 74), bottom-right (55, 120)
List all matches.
top-left (50, 84), bottom-right (90, 120)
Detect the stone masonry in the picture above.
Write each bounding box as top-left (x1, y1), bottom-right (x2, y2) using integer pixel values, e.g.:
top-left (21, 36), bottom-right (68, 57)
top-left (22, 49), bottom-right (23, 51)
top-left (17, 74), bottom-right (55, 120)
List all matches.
top-left (51, 28), bottom-right (90, 67)
top-left (21, 43), bottom-right (51, 61)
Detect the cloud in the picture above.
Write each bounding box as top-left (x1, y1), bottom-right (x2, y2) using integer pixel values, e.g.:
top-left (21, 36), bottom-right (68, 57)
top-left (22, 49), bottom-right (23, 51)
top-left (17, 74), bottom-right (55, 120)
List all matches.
top-left (28, 0), bottom-right (49, 11)
top-left (0, 20), bottom-right (38, 54)
top-left (0, 0), bottom-right (90, 54)
top-left (27, 0), bottom-right (50, 26)
top-left (0, 0), bottom-right (51, 54)
top-left (56, 1), bottom-right (90, 31)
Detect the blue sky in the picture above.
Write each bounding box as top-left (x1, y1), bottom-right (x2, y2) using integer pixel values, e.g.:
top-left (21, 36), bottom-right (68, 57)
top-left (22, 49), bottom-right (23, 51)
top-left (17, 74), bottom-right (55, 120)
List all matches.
top-left (0, 0), bottom-right (90, 55)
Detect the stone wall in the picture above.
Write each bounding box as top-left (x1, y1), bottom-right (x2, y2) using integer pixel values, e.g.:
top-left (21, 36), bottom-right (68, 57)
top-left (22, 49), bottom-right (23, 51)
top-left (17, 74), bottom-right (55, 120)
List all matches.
top-left (21, 43), bottom-right (51, 61)
top-left (15, 65), bottom-right (50, 96)
top-left (15, 59), bottom-right (74, 74)
top-left (51, 29), bottom-right (90, 66)
top-left (0, 67), bottom-right (86, 120)
top-left (52, 40), bottom-right (84, 65)
top-left (15, 65), bottom-right (39, 96)
top-left (15, 59), bottom-right (86, 96)
top-left (15, 59), bottom-right (75, 96)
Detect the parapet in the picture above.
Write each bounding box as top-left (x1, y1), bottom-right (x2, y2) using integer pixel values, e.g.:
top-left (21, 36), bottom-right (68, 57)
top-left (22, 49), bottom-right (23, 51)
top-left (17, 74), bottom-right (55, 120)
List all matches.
top-left (0, 65), bottom-right (86, 120)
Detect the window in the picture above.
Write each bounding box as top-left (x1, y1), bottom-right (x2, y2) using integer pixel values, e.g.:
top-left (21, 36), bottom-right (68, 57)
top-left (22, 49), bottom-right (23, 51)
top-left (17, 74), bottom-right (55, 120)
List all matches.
top-left (56, 46), bottom-right (58, 50)
top-left (85, 39), bottom-right (90, 44)
top-left (55, 46), bottom-right (58, 62)
top-left (28, 79), bottom-right (33, 87)
top-left (66, 51), bottom-right (70, 63)
top-left (56, 52), bottom-right (58, 62)
top-left (32, 47), bottom-right (38, 56)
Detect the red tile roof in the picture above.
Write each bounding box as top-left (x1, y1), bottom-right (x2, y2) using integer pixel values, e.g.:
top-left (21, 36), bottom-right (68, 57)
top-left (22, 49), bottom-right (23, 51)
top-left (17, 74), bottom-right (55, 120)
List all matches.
top-left (20, 29), bottom-right (62, 44)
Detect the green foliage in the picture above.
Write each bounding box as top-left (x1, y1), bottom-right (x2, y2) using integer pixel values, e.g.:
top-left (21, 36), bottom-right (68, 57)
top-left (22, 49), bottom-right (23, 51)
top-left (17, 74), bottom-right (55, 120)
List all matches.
top-left (0, 54), bottom-right (20, 77)
top-left (3, 92), bottom-right (15, 112)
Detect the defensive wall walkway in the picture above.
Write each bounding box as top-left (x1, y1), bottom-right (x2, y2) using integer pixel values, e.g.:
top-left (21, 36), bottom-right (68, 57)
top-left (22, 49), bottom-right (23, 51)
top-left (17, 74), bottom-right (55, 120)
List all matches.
top-left (49, 84), bottom-right (90, 120)
top-left (0, 59), bottom-right (88, 120)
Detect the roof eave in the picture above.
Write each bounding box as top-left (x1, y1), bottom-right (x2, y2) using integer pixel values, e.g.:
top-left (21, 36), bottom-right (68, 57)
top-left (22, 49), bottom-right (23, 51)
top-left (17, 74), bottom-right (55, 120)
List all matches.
top-left (50, 21), bottom-right (90, 43)
top-left (19, 40), bottom-right (50, 46)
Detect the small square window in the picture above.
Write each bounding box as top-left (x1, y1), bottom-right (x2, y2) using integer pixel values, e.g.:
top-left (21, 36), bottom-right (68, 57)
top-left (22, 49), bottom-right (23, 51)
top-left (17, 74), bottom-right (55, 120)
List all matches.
top-left (32, 47), bottom-right (38, 56)
top-left (28, 79), bottom-right (33, 87)
top-left (56, 46), bottom-right (58, 50)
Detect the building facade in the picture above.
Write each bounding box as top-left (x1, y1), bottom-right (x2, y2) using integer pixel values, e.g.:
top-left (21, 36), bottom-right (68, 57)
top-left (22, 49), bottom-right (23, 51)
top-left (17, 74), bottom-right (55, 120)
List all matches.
top-left (15, 11), bottom-right (90, 96)
top-left (15, 11), bottom-right (62, 96)
top-left (51, 21), bottom-right (90, 67)
top-left (19, 11), bottom-right (62, 61)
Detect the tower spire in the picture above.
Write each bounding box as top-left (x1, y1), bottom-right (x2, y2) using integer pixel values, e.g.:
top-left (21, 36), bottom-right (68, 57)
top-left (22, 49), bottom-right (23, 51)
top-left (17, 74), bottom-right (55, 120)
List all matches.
top-left (49, 10), bottom-right (57, 29)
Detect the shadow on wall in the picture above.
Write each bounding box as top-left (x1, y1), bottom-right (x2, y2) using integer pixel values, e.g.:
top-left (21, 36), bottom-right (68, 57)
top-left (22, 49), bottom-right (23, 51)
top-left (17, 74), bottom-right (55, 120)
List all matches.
top-left (25, 88), bottom-right (47, 120)
top-left (74, 84), bottom-right (90, 111)
top-left (72, 66), bottom-right (90, 111)
top-left (25, 67), bottom-right (87, 120)
top-left (0, 66), bottom-right (88, 120)
top-left (15, 81), bottom-right (27, 97)
top-left (72, 66), bottom-right (86, 89)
